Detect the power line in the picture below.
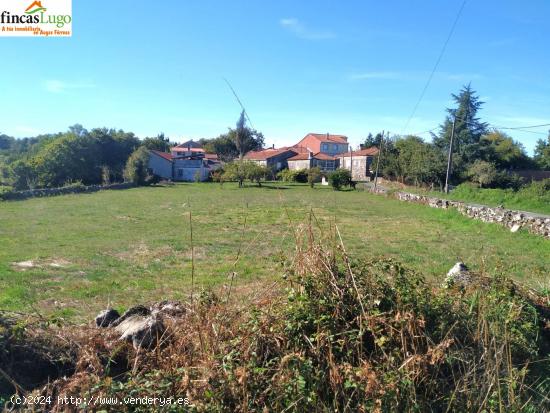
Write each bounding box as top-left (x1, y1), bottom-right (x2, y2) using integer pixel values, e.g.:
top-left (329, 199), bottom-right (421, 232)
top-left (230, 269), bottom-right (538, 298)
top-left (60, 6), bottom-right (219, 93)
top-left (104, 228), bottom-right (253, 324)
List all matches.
top-left (500, 123), bottom-right (550, 130)
top-left (402, 0), bottom-right (468, 134)
top-left (410, 120), bottom-right (549, 139)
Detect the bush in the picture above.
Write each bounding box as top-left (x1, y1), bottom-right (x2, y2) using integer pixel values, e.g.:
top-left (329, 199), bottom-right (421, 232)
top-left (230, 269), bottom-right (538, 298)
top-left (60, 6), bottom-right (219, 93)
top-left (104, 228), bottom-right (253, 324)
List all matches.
top-left (307, 167), bottom-right (321, 188)
top-left (277, 168), bottom-right (308, 183)
top-left (328, 168), bottom-right (352, 190)
top-left (467, 160), bottom-right (498, 188)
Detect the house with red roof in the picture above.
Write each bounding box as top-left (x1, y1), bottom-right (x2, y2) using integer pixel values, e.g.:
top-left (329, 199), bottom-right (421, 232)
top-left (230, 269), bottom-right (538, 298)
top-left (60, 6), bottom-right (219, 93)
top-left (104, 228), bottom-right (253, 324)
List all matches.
top-left (243, 147), bottom-right (298, 171)
top-left (294, 133), bottom-right (349, 156)
top-left (337, 147), bottom-right (379, 181)
top-left (287, 151), bottom-right (339, 172)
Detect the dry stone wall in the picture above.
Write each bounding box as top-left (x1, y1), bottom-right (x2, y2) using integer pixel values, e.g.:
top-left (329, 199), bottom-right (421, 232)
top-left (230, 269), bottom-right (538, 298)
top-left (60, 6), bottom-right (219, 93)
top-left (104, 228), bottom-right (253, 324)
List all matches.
top-left (387, 191), bottom-right (550, 239)
top-left (0, 182), bottom-right (135, 201)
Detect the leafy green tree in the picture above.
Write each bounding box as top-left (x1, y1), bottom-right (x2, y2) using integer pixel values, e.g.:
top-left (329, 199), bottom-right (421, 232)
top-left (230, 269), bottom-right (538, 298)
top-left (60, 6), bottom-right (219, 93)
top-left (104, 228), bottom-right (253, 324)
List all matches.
top-left (480, 131), bottom-right (533, 170)
top-left (142, 133), bottom-right (172, 152)
top-left (433, 85), bottom-right (489, 181)
top-left (468, 160), bottom-right (498, 188)
top-left (203, 126), bottom-right (264, 162)
top-left (360, 132), bottom-right (383, 150)
top-left (88, 128), bottom-right (140, 182)
top-left (68, 124), bottom-right (87, 138)
top-left (10, 160), bottom-right (36, 190)
top-left (222, 161), bottom-right (248, 187)
top-left (202, 134), bottom-right (240, 162)
top-left (30, 133), bottom-right (101, 187)
top-left (404, 137), bottom-right (446, 186)
top-left (247, 163), bottom-right (270, 187)
top-left (307, 167), bottom-right (321, 188)
top-left (123, 146), bottom-right (152, 185)
top-left (534, 134), bottom-right (550, 170)
top-left (0, 134), bottom-right (14, 151)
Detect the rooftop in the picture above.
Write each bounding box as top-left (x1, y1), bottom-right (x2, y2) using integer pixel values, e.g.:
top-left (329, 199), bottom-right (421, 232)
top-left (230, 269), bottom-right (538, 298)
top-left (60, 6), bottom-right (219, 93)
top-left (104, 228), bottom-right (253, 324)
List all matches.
top-left (288, 152), bottom-right (336, 161)
top-left (339, 147), bottom-right (379, 157)
top-left (305, 133), bottom-right (348, 144)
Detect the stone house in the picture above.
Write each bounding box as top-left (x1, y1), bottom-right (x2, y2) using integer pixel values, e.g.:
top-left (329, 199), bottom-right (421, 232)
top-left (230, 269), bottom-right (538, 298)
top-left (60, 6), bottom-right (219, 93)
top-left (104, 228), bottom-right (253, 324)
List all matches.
top-left (243, 147), bottom-right (298, 172)
top-left (287, 151), bottom-right (339, 172)
top-left (338, 147), bottom-right (379, 181)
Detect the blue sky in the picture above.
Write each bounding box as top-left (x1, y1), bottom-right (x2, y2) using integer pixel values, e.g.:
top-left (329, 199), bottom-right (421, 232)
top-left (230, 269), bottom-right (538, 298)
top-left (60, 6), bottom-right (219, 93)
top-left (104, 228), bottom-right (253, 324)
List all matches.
top-left (1, 0), bottom-right (549, 153)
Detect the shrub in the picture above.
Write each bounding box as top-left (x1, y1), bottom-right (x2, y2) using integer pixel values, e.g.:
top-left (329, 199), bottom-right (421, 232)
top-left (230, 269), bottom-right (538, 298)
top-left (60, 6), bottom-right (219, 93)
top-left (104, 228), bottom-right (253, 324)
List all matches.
top-left (123, 147), bottom-right (152, 186)
top-left (467, 160), bottom-right (498, 188)
top-left (307, 167), bottom-right (321, 188)
top-left (277, 168), bottom-right (308, 183)
top-left (328, 168), bottom-right (352, 190)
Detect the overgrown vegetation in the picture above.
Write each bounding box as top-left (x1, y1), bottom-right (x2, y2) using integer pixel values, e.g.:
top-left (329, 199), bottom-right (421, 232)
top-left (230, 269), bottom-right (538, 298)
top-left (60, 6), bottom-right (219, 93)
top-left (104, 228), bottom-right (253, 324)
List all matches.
top-left (443, 180), bottom-right (550, 215)
top-left (4, 222), bottom-right (548, 412)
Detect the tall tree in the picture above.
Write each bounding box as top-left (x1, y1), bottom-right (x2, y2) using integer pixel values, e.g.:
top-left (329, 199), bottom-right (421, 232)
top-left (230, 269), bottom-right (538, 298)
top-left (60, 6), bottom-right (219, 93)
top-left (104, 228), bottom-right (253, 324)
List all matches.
top-left (142, 133), bottom-right (172, 152)
top-left (203, 123), bottom-right (264, 162)
top-left (534, 133), bottom-right (550, 170)
top-left (235, 110), bottom-right (247, 160)
top-left (433, 84), bottom-right (489, 180)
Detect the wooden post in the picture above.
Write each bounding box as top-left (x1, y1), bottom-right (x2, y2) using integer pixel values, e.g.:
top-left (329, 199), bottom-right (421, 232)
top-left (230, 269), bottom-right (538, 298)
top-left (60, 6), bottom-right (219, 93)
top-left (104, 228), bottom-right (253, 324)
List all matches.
top-left (373, 131), bottom-right (385, 190)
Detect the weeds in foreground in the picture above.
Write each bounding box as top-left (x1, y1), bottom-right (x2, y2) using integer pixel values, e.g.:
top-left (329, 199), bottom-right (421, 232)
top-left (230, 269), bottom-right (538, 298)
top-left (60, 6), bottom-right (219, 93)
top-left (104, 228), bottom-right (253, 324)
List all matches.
top-left (2, 219), bottom-right (549, 412)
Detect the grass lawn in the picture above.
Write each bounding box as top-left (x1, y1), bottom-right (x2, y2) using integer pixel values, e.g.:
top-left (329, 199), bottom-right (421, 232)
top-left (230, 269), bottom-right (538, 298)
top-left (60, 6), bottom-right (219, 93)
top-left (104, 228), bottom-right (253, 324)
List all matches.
top-left (0, 182), bottom-right (548, 321)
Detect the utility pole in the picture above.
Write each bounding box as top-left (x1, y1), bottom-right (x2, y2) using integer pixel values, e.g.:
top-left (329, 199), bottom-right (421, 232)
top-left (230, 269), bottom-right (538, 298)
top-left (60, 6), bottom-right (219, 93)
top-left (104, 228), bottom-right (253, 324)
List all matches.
top-left (373, 131), bottom-right (385, 190)
top-left (444, 115), bottom-right (457, 193)
top-left (350, 144), bottom-right (353, 181)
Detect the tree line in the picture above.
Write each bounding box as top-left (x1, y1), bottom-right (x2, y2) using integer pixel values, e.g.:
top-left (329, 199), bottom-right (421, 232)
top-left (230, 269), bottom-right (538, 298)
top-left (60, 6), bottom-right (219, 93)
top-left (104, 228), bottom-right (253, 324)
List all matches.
top-left (0, 109), bottom-right (265, 190)
top-left (365, 85), bottom-right (550, 190)
top-left (1, 87), bottom-right (549, 192)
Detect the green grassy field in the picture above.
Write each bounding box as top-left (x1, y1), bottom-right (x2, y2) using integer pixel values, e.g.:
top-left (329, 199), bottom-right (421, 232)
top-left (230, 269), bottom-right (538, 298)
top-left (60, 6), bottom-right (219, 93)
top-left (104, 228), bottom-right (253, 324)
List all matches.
top-left (0, 182), bottom-right (548, 321)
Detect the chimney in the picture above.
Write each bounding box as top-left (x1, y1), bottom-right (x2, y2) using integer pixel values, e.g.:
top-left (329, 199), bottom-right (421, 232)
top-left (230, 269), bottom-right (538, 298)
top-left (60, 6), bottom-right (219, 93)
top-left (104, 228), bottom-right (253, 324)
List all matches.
top-left (272, 144), bottom-right (275, 149)
top-left (326, 132), bottom-right (329, 140)
top-left (308, 151), bottom-right (312, 160)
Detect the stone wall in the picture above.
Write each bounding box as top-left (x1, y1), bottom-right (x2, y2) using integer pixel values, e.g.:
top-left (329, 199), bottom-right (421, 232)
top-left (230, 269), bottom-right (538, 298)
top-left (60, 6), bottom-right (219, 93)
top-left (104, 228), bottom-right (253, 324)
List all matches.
top-left (0, 182), bottom-right (135, 201)
top-left (380, 190), bottom-right (550, 239)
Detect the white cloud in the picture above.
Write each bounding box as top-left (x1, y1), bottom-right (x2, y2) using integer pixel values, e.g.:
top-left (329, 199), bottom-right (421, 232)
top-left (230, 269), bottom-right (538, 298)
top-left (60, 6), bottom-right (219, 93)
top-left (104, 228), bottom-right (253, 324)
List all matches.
top-left (279, 18), bottom-right (335, 40)
top-left (43, 79), bottom-right (95, 94)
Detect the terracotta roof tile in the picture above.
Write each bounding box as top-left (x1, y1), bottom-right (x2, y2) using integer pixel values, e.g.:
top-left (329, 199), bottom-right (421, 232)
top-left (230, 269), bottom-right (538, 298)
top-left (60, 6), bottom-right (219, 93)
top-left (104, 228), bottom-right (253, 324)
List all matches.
top-left (306, 133), bottom-right (348, 143)
top-left (151, 150), bottom-right (173, 161)
top-left (244, 148), bottom-right (296, 160)
top-left (339, 147), bottom-right (379, 157)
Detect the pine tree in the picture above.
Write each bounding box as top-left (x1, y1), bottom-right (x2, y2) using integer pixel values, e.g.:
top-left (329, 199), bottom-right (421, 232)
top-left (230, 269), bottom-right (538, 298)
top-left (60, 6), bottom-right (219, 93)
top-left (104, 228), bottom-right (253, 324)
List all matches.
top-left (433, 84), bottom-right (488, 180)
